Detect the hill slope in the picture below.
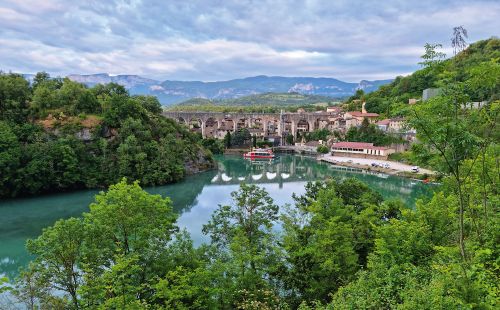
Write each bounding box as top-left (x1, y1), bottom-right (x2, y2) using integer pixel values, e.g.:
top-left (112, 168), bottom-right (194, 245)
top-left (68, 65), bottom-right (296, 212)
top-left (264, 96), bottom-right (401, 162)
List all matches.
top-left (360, 37), bottom-right (500, 116)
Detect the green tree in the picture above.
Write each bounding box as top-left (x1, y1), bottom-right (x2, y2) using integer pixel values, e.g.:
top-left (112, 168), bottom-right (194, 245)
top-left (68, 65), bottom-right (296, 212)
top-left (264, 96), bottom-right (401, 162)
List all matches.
top-left (304, 128), bottom-right (331, 142)
top-left (32, 71), bottom-right (50, 90)
top-left (201, 137), bottom-right (224, 154)
top-left (25, 218), bottom-right (85, 308)
top-left (202, 183), bottom-right (281, 307)
top-left (224, 131), bottom-right (232, 148)
top-left (280, 179), bottom-right (385, 306)
top-left (316, 144), bottom-right (329, 154)
top-left (407, 86), bottom-right (498, 260)
top-left (134, 95), bottom-right (163, 114)
top-left (345, 117), bottom-right (401, 146)
top-left (13, 263), bottom-right (67, 310)
top-left (0, 73), bottom-right (31, 123)
top-left (0, 122), bottom-right (21, 196)
top-left (232, 128), bottom-right (251, 147)
top-left (83, 179), bottom-right (177, 261)
top-left (418, 43), bottom-right (446, 68)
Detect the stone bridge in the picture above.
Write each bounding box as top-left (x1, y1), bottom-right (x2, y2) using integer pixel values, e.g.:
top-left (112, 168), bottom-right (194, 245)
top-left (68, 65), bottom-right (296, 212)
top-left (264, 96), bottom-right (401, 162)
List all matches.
top-left (162, 111), bottom-right (335, 139)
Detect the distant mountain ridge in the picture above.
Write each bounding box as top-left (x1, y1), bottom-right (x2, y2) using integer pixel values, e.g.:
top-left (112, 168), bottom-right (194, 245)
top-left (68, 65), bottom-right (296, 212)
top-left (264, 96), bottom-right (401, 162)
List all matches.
top-left (34, 73), bottom-right (392, 105)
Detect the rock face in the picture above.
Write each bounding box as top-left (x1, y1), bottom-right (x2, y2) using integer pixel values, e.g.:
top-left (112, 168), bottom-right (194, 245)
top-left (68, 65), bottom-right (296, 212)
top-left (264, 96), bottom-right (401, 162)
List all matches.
top-left (65, 74), bottom-right (392, 105)
top-left (75, 128), bottom-right (92, 141)
top-left (184, 148), bottom-right (217, 175)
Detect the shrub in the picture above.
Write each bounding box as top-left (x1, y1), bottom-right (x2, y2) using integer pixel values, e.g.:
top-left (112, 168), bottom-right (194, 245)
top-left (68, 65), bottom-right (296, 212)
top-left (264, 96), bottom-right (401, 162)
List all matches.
top-left (317, 145), bottom-right (329, 154)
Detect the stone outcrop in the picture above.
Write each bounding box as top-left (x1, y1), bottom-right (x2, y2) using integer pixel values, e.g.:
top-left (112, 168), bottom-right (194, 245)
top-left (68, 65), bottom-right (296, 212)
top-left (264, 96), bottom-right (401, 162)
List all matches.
top-left (184, 148), bottom-right (217, 175)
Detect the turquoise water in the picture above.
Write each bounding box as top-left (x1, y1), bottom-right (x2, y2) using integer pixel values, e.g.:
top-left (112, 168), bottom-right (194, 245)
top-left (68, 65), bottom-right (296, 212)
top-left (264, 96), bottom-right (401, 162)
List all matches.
top-left (0, 155), bottom-right (433, 279)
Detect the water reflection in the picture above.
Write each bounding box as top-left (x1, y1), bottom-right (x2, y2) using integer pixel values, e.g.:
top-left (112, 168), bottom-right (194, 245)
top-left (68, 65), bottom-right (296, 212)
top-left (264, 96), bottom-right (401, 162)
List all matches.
top-left (212, 155), bottom-right (432, 202)
top-left (0, 155), bottom-right (434, 279)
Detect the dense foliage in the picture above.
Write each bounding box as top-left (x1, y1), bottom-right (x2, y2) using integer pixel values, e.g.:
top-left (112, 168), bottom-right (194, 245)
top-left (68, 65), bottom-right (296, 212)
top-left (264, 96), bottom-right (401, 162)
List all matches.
top-left (0, 73), bottom-right (213, 198)
top-left (316, 144), bottom-right (329, 154)
top-left (357, 38), bottom-right (500, 117)
top-left (231, 128), bottom-right (252, 147)
top-left (301, 128), bottom-right (331, 142)
top-left (345, 118), bottom-right (404, 146)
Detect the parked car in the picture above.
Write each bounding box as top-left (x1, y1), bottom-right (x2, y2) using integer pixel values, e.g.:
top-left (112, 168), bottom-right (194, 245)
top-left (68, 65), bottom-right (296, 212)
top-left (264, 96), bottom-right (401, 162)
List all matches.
top-left (347, 160), bottom-right (353, 163)
top-left (383, 163), bottom-right (390, 169)
top-left (411, 166), bottom-right (420, 173)
top-left (371, 162), bottom-right (378, 167)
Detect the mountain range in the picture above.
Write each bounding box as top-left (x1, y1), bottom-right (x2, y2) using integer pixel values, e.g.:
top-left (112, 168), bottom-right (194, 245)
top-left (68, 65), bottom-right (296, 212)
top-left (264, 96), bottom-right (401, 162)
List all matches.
top-left (25, 73), bottom-right (393, 105)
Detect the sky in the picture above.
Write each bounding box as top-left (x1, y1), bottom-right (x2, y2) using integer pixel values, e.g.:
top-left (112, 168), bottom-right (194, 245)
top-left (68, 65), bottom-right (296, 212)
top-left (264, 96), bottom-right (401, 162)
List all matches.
top-left (0, 0), bottom-right (498, 82)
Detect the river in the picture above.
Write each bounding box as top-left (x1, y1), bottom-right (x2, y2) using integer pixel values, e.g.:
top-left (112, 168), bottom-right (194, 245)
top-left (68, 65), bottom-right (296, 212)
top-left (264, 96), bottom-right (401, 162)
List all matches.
top-left (0, 155), bottom-right (434, 280)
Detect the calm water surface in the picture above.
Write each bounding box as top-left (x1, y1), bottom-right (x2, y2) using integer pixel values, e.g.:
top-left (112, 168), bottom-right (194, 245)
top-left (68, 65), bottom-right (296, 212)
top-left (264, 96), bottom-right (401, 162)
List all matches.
top-left (0, 155), bottom-right (434, 279)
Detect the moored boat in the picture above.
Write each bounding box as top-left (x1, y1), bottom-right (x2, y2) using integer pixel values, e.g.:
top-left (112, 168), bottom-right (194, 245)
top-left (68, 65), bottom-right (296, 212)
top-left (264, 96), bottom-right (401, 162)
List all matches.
top-left (243, 148), bottom-right (275, 159)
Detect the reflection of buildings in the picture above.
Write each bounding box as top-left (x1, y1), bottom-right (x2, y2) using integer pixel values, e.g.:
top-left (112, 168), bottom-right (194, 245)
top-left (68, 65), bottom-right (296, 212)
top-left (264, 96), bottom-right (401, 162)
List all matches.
top-left (211, 155), bottom-right (428, 198)
top-left (212, 156), bottom-right (313, 188)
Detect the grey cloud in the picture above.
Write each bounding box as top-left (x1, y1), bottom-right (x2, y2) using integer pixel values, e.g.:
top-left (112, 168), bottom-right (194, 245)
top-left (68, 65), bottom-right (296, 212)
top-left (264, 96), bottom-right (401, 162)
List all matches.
top-left (0, 0), bottom-right (498, 81)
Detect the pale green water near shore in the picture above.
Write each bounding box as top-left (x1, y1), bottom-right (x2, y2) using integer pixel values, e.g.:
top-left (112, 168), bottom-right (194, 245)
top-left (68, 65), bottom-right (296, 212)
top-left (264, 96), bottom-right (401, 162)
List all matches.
top-left (0, 155), bottom-right (434, 279)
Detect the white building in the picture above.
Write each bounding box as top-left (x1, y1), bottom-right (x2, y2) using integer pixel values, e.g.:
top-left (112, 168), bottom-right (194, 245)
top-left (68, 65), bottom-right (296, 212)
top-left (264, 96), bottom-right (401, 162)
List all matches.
top-left (331, 141), bottom-right (395, 159)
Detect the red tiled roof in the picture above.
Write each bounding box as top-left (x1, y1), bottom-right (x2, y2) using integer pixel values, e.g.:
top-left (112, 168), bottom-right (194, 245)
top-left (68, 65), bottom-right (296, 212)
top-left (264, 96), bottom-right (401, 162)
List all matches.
top-left (376, 119), bottom-right (390, 125)
top-left (348, 111), bottom-right (379, 117)
top-left (332, 141), bottom-right (388, 150)
top-left (327, 107), bottom-right (342, 112)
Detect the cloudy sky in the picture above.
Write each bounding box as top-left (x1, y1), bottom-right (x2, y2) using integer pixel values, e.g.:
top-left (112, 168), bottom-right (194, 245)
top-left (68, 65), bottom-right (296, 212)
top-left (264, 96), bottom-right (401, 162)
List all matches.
top-left (0, 0), bottom-right (498, 82)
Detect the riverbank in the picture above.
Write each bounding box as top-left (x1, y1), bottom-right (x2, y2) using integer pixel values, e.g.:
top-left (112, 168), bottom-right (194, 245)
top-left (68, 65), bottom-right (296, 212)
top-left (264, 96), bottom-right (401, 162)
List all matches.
top-left (319, 155), bottom-right (436, 180)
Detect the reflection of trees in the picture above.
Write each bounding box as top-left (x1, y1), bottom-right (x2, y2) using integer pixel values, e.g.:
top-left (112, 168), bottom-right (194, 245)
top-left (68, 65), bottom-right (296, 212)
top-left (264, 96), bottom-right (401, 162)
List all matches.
top-left (215, 155), bottom-right (434, 207)
top-left (148, 169), bottom-right (218, 214)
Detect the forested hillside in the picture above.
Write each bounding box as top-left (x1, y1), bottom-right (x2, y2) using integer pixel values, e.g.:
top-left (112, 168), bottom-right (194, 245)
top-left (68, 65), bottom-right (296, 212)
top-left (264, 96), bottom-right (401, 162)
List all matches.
top-left (358, 37), bottom-right (500, 116)
top-left (0, 73), bottom-right (214, 198)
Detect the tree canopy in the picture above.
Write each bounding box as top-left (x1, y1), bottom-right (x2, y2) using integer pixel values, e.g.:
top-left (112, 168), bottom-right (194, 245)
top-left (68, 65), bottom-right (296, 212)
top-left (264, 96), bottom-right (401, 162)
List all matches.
top-left (0, 73), bottom-right (214, 198)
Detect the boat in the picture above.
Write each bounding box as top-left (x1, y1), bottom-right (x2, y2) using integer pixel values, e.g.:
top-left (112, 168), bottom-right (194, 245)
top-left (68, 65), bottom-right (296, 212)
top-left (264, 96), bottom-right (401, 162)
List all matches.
top-left (243, 148), bottom-right (275, 160)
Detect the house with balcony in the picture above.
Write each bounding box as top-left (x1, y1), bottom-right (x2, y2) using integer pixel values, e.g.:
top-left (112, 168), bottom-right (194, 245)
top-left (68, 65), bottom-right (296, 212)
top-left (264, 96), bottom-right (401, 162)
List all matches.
top-left (344, 111), bottom-right (380, 124)
top-left (376, 117), bottom-right (405, 132)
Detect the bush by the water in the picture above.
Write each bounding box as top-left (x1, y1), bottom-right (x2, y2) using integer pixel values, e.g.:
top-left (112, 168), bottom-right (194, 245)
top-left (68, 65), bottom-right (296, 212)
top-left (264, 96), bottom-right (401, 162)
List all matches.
top-left (316, 144), bottom-right (329, 154)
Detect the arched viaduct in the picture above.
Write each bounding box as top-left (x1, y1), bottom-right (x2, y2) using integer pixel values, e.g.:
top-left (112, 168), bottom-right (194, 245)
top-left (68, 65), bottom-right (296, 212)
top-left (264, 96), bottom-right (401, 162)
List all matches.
top-left (162, 111), bottom-right (334, 141)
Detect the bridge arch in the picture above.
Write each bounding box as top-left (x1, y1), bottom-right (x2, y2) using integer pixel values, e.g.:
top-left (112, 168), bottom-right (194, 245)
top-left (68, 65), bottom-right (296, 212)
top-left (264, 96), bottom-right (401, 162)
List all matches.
top-left (176, 117), bottom-right (187, 125)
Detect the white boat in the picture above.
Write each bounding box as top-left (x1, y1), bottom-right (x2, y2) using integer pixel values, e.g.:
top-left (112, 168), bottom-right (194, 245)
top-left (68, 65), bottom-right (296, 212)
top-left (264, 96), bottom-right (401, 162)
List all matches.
top-left (243, 148), bottom-right (275, 160)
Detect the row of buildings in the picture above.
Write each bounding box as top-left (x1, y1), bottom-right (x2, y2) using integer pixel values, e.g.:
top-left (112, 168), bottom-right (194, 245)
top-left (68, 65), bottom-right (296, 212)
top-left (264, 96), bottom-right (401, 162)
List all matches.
top-left (310, 103), bottom-right (410, 135)
top-left (300, 103), bottom-right (414, 159)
